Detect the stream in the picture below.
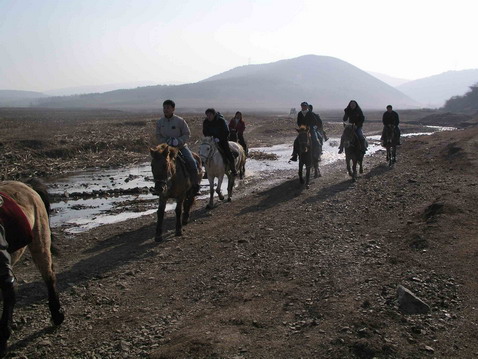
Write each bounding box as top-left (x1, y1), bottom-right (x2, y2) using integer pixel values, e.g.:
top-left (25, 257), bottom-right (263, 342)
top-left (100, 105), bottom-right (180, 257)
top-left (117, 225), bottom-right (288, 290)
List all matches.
top-left (47, 126), bottom-right (455, 234)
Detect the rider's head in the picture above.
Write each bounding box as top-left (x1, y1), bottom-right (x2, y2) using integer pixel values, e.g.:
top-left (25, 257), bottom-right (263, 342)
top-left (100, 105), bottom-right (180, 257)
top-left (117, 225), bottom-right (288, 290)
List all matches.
top-left (386, 105), bottom-right (393, 112)
top-left (205, 108), bottom-right (216, 121)
top-left (308, 104), bottom-right (313, 111)
top-left (162, 99), bottom-right (175, 118)
top-left (300, 101), bottom-right (308, 111)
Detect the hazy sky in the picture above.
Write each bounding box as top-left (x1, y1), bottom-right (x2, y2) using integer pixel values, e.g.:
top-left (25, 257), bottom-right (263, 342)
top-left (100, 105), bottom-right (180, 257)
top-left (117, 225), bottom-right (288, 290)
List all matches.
top-left (1, 0), bottom-right (476, 92)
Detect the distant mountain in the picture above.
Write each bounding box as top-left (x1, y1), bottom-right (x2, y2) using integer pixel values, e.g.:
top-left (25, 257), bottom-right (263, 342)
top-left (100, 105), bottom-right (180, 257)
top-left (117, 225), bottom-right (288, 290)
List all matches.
top-left (44, 81), bottom-right (160, 96)
top-left (397, 69), bottom-right (478, 108)
top-left (367, 72), bottom-right (410, 87)
top-left (0, 90), bottom-right (48, 106)
top-left (36, 55), bottom-right (419, 111)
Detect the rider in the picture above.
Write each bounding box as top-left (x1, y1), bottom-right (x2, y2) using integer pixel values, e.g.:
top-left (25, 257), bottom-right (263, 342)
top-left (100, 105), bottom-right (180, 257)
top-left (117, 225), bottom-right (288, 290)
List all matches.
top-left (203, 108), bottom-right (238, 176)
top-left (228, 111), bottom-right (248, 156)
top-left (0, 197), bottom-right (16, 294)
top-left (308, 104), bottom-right (328, 144)
top-left (155, 99), bottom-right (201, 195)
top-left (338, 100), bottom-right (366, 154)
top-left (381, 105), bottom-right (401, 145)
top-left (289, 101), bottom-right (320, 161)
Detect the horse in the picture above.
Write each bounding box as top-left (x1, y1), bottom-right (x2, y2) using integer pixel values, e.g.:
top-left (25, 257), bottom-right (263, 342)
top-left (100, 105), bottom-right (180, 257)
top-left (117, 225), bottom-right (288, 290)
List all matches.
top-left (382, 124), bottom-right (398, 166)
top-left (297, 125), bottom-right (320, 188)
top-left (150, 144), bottom-right (203, 242)
top-left (341, 124), bottom-right (365, 181)
top-left (0, 180), bottom-right (64, 355)
top-left (199, 137), bottom-right (246, 209)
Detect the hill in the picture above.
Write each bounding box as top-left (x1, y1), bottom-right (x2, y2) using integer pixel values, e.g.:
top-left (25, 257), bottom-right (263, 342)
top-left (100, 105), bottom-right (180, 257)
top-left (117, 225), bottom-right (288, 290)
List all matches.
top-left (397, 69), bottom-right (478, 108)
top-left (35, 55), bottom-right (419, 111)
top-left (0, 89), bottom-right (47, 106)
top-left (443, 83), bottom-right (478, 114)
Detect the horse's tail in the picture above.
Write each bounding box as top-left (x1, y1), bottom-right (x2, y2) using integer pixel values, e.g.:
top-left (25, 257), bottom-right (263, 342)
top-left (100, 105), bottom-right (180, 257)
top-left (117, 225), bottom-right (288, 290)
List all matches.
top-left (25, 178), bottom-right (59, 256)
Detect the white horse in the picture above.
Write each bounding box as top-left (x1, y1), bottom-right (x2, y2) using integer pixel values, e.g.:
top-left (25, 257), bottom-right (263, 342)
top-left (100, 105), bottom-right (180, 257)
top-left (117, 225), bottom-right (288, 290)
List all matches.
top-left (199, 137), bottom-right (246, 209)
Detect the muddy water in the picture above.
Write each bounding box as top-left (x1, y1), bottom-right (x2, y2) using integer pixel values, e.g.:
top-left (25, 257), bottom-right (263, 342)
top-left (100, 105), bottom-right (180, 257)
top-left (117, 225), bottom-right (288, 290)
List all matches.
top-left (47, 126), bottom-right (454, 233)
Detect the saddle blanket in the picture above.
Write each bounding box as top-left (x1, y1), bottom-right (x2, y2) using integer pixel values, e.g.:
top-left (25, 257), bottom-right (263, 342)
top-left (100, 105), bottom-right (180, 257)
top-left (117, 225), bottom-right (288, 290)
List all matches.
top-left (0, 192), bottom-right (33, 253)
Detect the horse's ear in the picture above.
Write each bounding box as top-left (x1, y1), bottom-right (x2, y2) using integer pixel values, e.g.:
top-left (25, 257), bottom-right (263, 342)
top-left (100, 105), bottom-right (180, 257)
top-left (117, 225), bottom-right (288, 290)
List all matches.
top-left (169, 147), bottom-right (179, 159)
top-left (296, 128), bottom-right (300, 133)
top-left (150, 147), bottom-right (158, 158)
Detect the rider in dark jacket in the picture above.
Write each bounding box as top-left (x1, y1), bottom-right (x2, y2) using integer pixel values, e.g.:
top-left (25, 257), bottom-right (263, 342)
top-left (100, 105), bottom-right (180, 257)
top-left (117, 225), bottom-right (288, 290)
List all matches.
top-left (290, 101), bottom-right (321, 161)
top-left (338, 100), bottom-right (366, 154)
top-left (381, 105), bottom-right (401, 145)
top-left (203, 108), bottom-right (238, 176)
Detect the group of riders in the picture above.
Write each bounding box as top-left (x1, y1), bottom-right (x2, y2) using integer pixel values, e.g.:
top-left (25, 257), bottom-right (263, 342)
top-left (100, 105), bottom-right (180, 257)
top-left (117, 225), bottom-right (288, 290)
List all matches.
top-left (0, 100), bottom-right (403, 294)
top-left (155, 98), bottom-right (402, 197)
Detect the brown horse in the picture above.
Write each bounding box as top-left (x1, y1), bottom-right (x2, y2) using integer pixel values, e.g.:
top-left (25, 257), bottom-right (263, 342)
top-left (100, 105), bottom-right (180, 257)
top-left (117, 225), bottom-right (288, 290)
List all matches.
top-left (0, 180), bottom-right (64, 355)
top-left (297, 125), bottom-right (320, 188)
top-left (150, 144), bottom-right (203, 242)
top-left (341, 124), bottom-right (365, 181)
top-left (382, 124), bottom-right (398, 166)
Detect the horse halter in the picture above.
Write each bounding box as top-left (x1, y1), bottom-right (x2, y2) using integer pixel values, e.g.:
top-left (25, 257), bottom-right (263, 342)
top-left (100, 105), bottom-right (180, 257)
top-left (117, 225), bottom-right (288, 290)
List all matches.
top-left (199, 141), bottom-right (216, 165)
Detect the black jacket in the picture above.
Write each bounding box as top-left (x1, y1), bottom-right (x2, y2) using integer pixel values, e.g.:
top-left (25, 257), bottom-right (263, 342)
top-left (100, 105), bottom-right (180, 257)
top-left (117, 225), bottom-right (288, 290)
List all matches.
top-left (297, 111), bottom-right (317, 128)
top-left (382, 110), bottom-right (399, 126)
top-left (343, 108), bottom-right (365, 128)
top-left (203, 113), bottom-right (229, 141)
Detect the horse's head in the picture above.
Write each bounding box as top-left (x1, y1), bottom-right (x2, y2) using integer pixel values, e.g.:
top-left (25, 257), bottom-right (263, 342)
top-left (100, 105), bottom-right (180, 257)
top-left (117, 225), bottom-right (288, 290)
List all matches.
top-left (383, 124), bottom-right (395, 145)
top-left (199, 136), bottom-right (215, 163)
top-left (150, 144), bottom-right (178, 195)
top-left (297, 125), bottom-right (311, 153)
top-left (342, 124), bottom-right (358, 149)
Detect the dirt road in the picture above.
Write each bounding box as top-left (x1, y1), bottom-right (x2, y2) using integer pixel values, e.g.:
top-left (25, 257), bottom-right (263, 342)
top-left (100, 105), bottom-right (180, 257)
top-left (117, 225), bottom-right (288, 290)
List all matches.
top-left (5, 119), bottom-right (478, 358)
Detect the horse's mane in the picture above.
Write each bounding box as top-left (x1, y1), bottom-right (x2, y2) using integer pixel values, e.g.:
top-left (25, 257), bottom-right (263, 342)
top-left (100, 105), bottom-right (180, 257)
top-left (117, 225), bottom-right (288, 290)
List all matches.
top-left (298, 125), bottom-right (308, 131)
top-left (150, 143), bottom-right (179, 158)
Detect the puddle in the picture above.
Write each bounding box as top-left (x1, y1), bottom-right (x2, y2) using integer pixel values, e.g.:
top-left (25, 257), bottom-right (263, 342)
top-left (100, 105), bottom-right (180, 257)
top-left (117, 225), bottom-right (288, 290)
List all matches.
top-left (47, 126), bottom-right (455, 233)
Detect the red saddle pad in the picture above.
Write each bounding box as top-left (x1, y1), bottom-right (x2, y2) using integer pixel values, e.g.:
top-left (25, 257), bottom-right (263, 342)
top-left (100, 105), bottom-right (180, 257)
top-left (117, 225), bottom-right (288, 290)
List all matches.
top-left (0, 192), bottom-right (34, 253)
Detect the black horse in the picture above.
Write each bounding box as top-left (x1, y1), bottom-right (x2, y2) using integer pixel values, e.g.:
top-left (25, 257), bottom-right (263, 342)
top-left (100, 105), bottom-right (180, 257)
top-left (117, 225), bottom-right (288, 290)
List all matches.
top-left (382, 124), bottom-right (398, 166)
top-left (341, 124), bottom-right (364, 181)
top-left (297, 125), bottom-right (320, 188)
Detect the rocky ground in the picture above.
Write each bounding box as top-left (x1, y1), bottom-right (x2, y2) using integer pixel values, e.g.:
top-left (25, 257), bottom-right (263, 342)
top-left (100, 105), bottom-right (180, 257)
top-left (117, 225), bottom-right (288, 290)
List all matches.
top-left (1, 108), bottom-right (478, 358)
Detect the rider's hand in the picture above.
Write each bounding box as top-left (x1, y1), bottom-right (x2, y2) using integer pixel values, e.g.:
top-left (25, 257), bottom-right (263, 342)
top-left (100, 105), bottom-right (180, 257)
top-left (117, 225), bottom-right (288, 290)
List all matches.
top-left (171, 138), bottom-right (179, 147)
top-left (214, 138), bottom-right (220, 143)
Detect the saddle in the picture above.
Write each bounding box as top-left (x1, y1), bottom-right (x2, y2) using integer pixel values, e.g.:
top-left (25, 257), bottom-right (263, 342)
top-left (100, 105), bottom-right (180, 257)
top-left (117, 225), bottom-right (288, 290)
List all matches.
top-left (0, 192), bottom-right (33, 253)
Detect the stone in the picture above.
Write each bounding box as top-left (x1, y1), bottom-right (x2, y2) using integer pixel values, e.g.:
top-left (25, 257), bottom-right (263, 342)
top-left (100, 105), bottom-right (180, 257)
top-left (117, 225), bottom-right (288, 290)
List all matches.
top-left (397, 285), bottom-right (430, 314)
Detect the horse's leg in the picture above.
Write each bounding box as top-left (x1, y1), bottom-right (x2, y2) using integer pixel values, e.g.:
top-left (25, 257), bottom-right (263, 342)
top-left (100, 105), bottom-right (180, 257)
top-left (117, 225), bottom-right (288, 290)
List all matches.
top-left (155, 198), bottom-right (167, 242)
top-left (182, 194), bottom-right (194, 225)
top-left (216, 175), bottom-right (225, 201)
top-left (359, 154), bottom-right (364, 174)
top-left (305, 165), bottom-right (311, 189)
top-left (0, 282), bottom-right (15, 355)
top-left (352, 158), bottom-right (358, 181)
top-left (299, 159), bottom-right (304, 184)
top-left (227, 174), bottom-right (234, 202)
top-left (392, 146), bottom-right (397, 163)
top-left (175, 197), bottom-right (184, 236)
top-left (207, 177), bottom-right (215, 209)
top-left (29, 241), bottom-right (64, 325)
top-left (346, 155), bottom-right (353, 177)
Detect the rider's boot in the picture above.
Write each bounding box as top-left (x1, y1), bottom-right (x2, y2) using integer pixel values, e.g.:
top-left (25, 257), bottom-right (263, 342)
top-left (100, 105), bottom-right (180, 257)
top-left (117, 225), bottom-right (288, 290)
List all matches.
top-left (0, 226), bottom-right (15, 289)
top-left (289, 153), bottom-right (298, 162)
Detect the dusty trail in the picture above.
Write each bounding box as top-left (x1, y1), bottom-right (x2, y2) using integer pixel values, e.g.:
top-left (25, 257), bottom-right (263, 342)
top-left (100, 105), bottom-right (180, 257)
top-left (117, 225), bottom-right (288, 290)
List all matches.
top-left (7, 126), bottom-right (478, 358)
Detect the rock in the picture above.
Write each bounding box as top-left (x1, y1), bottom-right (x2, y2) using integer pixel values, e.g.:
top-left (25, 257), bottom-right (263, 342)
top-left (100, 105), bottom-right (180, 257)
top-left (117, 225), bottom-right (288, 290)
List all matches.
top-left (397, 285), bottom-right (430, 314)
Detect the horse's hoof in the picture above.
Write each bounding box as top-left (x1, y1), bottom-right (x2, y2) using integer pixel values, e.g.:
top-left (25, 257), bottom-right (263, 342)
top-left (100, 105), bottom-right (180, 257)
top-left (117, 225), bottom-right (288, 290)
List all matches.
top-left (218, 195), bottom-right (224, 201)
top-left (175, 231), bottom-right (182, 237)
top-left (306, 185), bottom-right (310, 189)
top-left (52, 310), bottom-right (65, 326)
top-left (299, 179), bottom-right (305, 184)
top-left (359, 168), bottom-right (363, 174)
top-left (206, 204), bottom-right (213, 210)
top-left (154, 236), bottom-right (164, 243)
top-left (227, 198), bottom-right (232, 202)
